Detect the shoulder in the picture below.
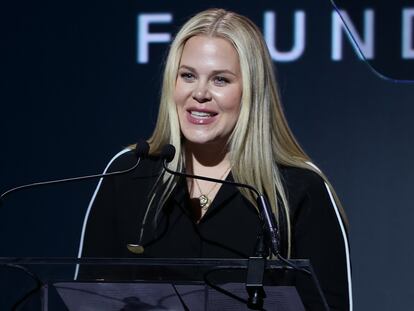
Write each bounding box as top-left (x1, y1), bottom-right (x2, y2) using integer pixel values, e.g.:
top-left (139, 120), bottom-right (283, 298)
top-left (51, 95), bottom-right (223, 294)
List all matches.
top-left (104, 147), bottom-right (163, 177)
top-left (278, 164), bottom-right (343, 225)
top-left (103, 148), bottom-right (134, 172)
top-left (279, 165), bottom-right (327, 202)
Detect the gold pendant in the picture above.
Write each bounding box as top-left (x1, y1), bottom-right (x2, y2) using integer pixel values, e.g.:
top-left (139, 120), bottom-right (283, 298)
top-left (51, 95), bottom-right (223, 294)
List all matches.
top-left (199, 194), bottom-right (209, 208)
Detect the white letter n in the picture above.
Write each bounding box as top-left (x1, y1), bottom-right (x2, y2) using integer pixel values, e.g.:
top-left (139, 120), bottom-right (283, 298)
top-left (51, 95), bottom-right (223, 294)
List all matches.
top-left (332, 9), bottom-right (375, 61)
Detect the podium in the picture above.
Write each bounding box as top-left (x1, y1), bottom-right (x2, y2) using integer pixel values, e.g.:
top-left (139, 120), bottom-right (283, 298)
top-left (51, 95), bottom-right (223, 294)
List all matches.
top-left (0, 257), bottom-right (329, 310)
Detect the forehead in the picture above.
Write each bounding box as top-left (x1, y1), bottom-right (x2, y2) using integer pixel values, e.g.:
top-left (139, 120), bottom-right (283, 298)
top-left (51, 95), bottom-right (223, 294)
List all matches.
top-left (179, 35), bottom-right (240, 70)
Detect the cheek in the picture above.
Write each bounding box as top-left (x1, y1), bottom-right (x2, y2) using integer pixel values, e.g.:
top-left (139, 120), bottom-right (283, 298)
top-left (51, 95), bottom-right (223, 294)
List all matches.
top-left (218, 88), bottom-right (242, 112)
top-left (173, 81), bottom-right (190, 108)
top-left (172, 91), bottom-right (180, 108)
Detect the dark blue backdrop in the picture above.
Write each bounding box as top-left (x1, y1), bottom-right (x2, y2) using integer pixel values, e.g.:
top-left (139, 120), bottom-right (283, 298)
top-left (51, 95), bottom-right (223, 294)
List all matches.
top-left (1, 0), bottom-right (414, 310)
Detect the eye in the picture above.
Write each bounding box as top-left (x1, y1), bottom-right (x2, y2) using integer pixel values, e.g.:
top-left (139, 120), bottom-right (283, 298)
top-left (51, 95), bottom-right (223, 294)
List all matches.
top-left (213, 76), bottom-right (230, 86)
top-left (180, 72), bottom-right (195, 82)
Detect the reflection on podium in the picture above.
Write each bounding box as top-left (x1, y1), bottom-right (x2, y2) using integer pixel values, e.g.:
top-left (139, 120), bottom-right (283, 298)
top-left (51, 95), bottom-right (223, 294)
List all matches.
top-left (0, 257), bottom-right (328, 310)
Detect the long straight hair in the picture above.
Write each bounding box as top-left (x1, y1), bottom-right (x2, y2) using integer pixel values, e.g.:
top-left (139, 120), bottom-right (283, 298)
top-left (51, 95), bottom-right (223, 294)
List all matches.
top-left (143, 8), bottom-right (347, 257)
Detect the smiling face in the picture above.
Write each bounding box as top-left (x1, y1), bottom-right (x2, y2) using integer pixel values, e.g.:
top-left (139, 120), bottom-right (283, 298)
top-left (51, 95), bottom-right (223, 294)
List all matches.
top-left (174, 35), bottom-right (243, 148)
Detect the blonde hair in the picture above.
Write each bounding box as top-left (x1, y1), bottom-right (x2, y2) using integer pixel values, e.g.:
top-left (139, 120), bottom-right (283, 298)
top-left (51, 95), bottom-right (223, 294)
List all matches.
top-left (143, 8), bottom-right (346, 257)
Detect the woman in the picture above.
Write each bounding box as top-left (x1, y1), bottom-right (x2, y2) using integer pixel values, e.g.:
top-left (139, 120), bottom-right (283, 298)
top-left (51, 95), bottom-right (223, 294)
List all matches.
top-left (77, 8), bottom-right (352, 310)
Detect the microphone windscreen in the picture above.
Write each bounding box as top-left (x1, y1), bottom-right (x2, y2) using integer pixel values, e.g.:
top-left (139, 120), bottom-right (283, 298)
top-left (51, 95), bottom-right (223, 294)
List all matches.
top-left (135, 139), bottom-right (150, 158)
top-left (160, 144), bottom-right (176, 163)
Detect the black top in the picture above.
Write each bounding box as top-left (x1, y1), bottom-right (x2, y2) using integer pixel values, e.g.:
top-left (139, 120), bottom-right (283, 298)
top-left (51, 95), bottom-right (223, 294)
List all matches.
top-left (78, 149), bottom-right (352, 311)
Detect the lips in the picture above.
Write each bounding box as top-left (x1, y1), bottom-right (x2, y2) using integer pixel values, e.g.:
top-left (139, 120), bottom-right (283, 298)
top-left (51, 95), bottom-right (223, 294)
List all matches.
top-left (189, 110), bottom-right (218, 118)
top-left (186, 109), bottom-right (218, 124)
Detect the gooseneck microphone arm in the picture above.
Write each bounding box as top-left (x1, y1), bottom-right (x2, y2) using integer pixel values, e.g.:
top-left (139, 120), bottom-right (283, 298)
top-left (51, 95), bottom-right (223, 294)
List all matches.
top-left (0, 140), bottom-right (150, 206)
top-left (125, 144), bottom-right (327, 310)
top-left (160, 144), bottom-right (280, 257)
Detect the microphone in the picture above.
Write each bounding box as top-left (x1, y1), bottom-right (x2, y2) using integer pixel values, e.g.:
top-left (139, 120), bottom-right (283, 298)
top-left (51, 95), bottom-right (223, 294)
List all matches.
top-left (0, 140), bottom-right (150, 207)
top-left (160, 144), bottom-right (280, 257)
top-left (127, 143), bottom-right (280, 257)
top-left (126, 144), bottom-right (176, 255)
top-left (159, 144), bottom-right (176, 163)
top-left (160, 144), bottom-right (282, 310)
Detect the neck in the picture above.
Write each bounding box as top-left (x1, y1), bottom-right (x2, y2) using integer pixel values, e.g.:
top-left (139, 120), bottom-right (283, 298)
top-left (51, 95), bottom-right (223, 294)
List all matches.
top-left (184, 141), bottom-right (231, 176)
top-left (184, 141), bottom-right (231, 221)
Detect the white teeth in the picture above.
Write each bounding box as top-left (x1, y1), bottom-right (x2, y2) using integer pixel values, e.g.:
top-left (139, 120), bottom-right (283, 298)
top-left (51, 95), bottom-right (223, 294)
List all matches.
top-left (190, 111), bottom-right (214, 118)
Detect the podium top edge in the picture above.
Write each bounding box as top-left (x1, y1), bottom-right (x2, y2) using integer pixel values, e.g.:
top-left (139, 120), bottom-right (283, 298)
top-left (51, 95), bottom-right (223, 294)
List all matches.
top-left (0, 257), bottom-right (310, 268)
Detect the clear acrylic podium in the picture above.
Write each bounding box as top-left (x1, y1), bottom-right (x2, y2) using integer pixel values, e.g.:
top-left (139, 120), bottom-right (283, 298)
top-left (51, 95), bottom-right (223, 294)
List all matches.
top-left (0, 257), bottom-right (328, 310)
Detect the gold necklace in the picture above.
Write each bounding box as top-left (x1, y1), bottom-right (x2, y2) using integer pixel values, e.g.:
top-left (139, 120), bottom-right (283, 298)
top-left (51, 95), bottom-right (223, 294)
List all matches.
top-left (193, 168), bottom-right (230, 210)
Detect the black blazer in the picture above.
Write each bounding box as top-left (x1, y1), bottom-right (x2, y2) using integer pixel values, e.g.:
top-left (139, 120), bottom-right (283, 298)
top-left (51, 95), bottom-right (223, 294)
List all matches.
top-left (77, 149), bottom-right (352, 310)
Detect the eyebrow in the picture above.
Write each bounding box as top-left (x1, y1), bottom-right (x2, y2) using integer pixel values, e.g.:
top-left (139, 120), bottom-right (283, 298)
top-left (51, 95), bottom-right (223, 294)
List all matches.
top-left (178, 65), bottom-right (237, 76)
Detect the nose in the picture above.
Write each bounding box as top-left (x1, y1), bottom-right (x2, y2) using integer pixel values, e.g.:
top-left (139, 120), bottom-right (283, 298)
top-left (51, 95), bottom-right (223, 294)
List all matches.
top-left (192, 82), bottom-right (212, 103)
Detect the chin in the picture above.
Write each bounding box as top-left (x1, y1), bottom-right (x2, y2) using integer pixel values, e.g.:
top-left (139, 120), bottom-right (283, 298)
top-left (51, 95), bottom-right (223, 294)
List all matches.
top-left (183, 134), bottom-right (230, 148)
top-left (184, 136), bottom-right (214, 145)
top-left (180, 125), bottom-right (230, 147)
